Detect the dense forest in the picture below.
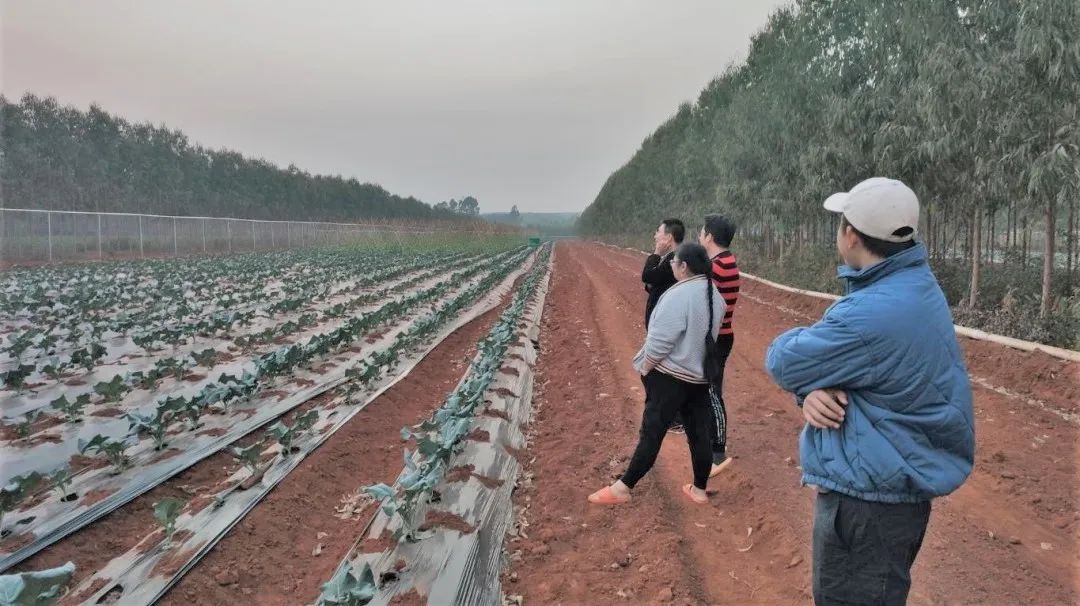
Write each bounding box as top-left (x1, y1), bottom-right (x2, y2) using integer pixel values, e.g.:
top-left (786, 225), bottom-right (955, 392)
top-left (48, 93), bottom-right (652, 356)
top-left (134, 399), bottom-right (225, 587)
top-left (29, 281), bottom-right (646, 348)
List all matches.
top-left (579, 0), bottom-right (1079, 347)
top-left (0, 94), bottom-right (478, 223)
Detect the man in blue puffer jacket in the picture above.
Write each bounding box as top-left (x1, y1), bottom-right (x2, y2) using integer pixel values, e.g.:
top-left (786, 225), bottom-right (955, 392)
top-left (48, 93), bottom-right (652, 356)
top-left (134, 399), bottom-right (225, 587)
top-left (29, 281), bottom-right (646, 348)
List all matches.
top-left (766, 178), bottom-right (975, 605)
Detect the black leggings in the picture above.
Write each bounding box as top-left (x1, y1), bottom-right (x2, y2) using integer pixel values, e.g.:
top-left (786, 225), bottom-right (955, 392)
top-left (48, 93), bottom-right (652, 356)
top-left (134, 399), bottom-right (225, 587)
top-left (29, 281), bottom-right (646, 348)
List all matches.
top-left (622, 370), bottom-right (713, 490)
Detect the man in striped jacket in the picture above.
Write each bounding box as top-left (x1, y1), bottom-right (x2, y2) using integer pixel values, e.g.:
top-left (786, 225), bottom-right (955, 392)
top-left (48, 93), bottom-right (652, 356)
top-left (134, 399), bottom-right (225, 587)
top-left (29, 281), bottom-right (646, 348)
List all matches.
top-left (699, 214), bottom-right (739, 476)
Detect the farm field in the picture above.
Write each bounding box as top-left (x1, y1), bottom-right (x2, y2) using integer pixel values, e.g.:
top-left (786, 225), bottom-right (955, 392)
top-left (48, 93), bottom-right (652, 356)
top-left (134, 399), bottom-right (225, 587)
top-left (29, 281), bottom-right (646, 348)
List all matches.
top-left (2, 239), bottom-right (1077, 605)
top-left (0, 237), bottom-right (551, 604)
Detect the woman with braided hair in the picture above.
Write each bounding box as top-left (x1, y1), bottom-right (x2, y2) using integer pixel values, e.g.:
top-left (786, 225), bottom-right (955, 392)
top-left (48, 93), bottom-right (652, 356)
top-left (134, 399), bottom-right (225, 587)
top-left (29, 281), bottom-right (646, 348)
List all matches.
top-left (589, 242), bottom-right (725, 505)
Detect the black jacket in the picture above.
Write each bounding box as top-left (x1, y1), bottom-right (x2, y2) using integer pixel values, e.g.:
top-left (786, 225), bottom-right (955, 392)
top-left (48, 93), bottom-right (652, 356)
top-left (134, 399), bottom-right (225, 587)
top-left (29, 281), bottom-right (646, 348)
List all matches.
top-left (642, 251), bottom-right (677, 329)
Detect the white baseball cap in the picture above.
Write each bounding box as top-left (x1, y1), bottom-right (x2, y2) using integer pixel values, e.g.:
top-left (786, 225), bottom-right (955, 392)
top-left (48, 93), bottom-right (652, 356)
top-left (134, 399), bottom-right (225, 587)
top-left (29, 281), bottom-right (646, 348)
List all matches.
top-left (824, 177), bottom-right (919, 243)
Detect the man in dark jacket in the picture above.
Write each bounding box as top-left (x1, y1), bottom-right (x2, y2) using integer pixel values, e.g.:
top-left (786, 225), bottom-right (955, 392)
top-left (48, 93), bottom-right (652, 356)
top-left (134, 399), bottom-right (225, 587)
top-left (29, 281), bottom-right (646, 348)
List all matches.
top-left (642, 218), bottom-right (684, 431)
top-left (642, 218), bottom-right (685, 329)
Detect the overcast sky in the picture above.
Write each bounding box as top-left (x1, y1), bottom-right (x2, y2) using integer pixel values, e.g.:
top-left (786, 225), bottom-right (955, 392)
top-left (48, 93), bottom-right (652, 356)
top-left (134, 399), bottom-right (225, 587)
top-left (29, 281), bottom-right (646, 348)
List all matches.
top-left (2, 1), bottom-right (787, 213)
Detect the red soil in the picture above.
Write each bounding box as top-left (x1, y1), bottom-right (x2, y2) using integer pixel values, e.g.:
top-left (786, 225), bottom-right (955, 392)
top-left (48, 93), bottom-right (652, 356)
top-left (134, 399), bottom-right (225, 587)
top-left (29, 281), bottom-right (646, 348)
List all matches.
top-left (418, 510), bottom-right (476, 534)
top-left (504, 241), bottom-right (1079, 605)
top-left (153, 289), bottom-right (517, 606)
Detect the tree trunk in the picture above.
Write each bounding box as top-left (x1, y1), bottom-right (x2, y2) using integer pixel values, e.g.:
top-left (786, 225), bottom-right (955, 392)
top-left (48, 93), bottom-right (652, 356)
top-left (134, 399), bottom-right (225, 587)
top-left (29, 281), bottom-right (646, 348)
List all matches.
top-left (969, 208), bottom-right (981, 308)
top-left (1041, 196), bottom-right (1055, 317)
top-left (1022, 216), bottom-right (1029, 268)
top-left (1067, 198), bottom-right (1075, 292)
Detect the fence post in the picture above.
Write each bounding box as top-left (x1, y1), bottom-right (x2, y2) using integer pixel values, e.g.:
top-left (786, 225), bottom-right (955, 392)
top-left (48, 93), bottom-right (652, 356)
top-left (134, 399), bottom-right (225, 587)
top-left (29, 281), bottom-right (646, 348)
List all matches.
top-left (97, 213), bottom-right (103, 259)
top-left (202, 218), bottom-right (207, 253)
top-left (47, 211), bottom-right (54, 263)
top-left (226, 220), bottom-right (232, 253)
top-left (138, 215), bottom-right (144, 258)
top-left (252, 221), bottom-right (256, 251)
top-left (270, 223), bottom-right (275, 249)
top-left (173, 217), bottom-right (178, 257)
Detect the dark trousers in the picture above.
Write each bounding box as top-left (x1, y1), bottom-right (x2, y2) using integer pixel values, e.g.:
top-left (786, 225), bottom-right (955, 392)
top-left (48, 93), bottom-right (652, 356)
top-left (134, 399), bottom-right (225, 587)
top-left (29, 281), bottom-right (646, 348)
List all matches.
top-left (707, 334), bottom-right (733, 462)
top-left (623, 370), bottom-right (713, 490)
top-left (813, 491), bottom-right (931, 605)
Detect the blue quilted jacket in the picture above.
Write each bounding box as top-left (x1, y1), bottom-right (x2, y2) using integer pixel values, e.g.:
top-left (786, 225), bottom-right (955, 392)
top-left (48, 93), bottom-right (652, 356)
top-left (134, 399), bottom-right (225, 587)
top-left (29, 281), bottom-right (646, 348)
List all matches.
top-left (766, 244), bottom-right (975, 503)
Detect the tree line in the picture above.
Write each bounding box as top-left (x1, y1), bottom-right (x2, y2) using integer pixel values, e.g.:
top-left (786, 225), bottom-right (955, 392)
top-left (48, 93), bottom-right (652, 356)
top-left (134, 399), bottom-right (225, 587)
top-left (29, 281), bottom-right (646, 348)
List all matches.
top-left (579, 0), bottom-right (1078, 344)
top-left (0, 94), bottom-right (482, 224)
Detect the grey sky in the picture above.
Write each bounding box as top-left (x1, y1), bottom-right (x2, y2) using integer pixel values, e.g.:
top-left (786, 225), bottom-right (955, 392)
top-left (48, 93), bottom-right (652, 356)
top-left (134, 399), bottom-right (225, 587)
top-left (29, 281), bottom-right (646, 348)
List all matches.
top-left (2, 1), bottom-right (787, 213)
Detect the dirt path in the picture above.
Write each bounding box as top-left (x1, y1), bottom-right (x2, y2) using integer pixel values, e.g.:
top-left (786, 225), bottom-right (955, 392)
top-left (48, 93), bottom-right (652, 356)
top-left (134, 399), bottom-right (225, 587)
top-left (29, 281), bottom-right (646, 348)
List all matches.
top-left (507, 241), bottom-right (1079, 606)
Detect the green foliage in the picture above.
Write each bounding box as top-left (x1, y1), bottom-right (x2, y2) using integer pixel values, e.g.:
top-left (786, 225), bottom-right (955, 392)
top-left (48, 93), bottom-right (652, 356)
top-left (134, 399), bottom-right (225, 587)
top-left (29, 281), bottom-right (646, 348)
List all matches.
top-left (93, 374), bottom-right (130, 402)
top-left (318, 563), bottom-right (376, 606)
top-left (77, 435), bottom-right (131, 474)
top-left (50, 393), bottom-right (91, 423)
top-left (230, 440), bottom-right (266, 476)
top-left (1, 94), bottom-right (492, 224)
top-left (0, 561), bottom-right (76, 606)
top-left (2, 365), bottom-right (34, 392)
top-left (266, 409), bottom-right (319, 454)
top-left (152, 497), bottom-right (185, 546)
top-left (192, 348), bottom-right (219, 369)
top-left (14, 411), bottom-right (40, 439)
top-left (579, 0), bottom-right (1080, 345)
top-left (47, 468), bottom-right (72, 500)
top-left (1, 472), bottom-right (43, 535)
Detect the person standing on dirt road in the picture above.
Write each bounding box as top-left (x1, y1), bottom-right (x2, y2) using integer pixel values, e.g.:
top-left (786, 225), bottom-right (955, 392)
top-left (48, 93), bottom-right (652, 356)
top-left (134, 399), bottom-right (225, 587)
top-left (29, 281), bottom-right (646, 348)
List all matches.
top-left (765, 177), bottom-right (975, 606)
top-left (698, 214), bottom-right (739, 477)
top-left (642, 218), bottom-right (685, 329)
top-left (589, 242), bottom-right (726, 506)
top-left (641, 218), bottom-right (687, 433)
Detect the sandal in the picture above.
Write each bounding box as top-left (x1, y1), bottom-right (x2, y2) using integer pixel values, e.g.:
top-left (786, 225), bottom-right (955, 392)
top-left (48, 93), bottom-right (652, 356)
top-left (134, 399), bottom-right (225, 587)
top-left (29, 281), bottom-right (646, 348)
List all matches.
top-left (588, 486), bottom-right (631, 505)
top-left (682, 483), bottom-right (708, 505)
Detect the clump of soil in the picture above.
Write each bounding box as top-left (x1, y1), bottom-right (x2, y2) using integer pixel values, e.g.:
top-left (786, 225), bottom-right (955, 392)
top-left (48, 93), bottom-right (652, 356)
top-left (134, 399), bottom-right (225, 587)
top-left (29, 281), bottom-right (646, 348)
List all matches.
top-left (81, 488), bottom-right (116, 507)
top-left (69, 454), bottom-right (110, 472)
top-left (293, 378), bottom-right (316, 388)
top-left (196, 427), bottom-right (229, 438)
top-left (418, 510), bottom-right (476, 534)
top-left (1, 531), bottom-right (36, 552)
top-left (493, 387), bottom-right (518, 398)
top-left (182, 373), bottom-right (207, 383)
top-left (482, 407), bottom-right (510, 421)
top-left (91, 407), bottom-right (126, 418)
top-left (358, 532), bottom-right (396, 555)
top-left (472, 473), bottom-right (505, 490)
top-left (465, 428), bottom-right (490, 443)
top-left (68, 577), bottom-right (111, 604)
top-left (153, 544), bottom-right (201, 577)
top-left (388, 589), bottom-right (425, 606)
top-left (445, 464), bottom-right (476, 483)
top-left (502, 443), bottom-right (528, 463)
top-left (499, 366), bottom-right (521, 377)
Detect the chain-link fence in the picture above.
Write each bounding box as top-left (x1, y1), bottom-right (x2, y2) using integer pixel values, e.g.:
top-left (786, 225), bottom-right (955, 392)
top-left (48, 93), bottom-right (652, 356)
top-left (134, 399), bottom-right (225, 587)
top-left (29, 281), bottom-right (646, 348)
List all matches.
top-left (0, 208), bottom-right (488, 265)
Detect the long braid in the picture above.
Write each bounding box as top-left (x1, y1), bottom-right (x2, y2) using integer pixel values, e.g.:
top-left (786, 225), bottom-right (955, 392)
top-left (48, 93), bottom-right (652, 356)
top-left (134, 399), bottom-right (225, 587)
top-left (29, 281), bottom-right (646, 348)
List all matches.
top-left (703, 266), bottom-right (718, 382)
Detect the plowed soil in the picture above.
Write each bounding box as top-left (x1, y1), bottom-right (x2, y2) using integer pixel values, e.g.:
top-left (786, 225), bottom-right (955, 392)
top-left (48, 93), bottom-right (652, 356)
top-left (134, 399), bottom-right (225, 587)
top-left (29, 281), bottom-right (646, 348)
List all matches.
top-left (504, 241), bottom-right (1079, 606)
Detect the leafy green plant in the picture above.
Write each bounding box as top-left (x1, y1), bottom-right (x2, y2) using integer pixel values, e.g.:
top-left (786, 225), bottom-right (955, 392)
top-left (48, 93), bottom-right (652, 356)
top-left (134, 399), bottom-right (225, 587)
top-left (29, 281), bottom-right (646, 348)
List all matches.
top-left (1, 472), bottom-right (43, 537)
top-left (77, 435), bottom-right (131, 474)
top-left (14, 411), bottom-right (40, 439)
top-left (2, 364), bottom-right (35, 392)
top-left (230, 440), bottom-right (266, 477)
top-left (50, 394), bottom-right (91, 423)
top-left (192, 348), bottom-right (219, 369)
top-left (48, 468), bottom-right (76, 502)
top-left (126, 407), bottom-right (172, 451)
top-left (266, 409), bottom-right (318, 454)
top-left (41, 359), bottom-right (65, 381)
top-left (0, 561), bottom-right (76, 606)
top-left (93, 374), bottom-right (130, 402)
top-left (153, 497), bottom-right (185, 547)
top-left (318, 563), bottom-right (376, 606)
